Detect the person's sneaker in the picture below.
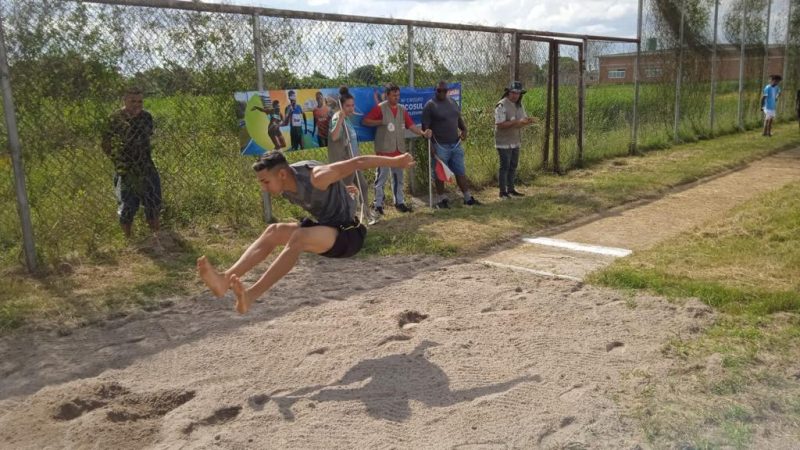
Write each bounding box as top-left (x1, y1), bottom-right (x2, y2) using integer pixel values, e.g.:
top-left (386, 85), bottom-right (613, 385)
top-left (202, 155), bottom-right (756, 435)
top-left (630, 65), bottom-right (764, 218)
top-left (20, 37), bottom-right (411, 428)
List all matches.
top-left (395, 203), bottom-right (413, 213)
top-left (499, 192), bottom-right (511, 199)
top-left (373, 205), bottom-right (385, 215)
top-left (435, 199), bottom-right (450, 209)
top-left (508, 189), bottom-right (525, 197)
top-left (464, 196), bottom-right (482, 206)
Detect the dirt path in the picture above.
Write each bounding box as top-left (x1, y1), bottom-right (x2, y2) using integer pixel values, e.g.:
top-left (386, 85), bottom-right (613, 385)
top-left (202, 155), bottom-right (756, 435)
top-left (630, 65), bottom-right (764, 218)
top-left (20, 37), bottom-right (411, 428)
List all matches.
top-left (1, 149), bottom-right (798, 449)
top-left (486, 148), bottom-right (800, 279)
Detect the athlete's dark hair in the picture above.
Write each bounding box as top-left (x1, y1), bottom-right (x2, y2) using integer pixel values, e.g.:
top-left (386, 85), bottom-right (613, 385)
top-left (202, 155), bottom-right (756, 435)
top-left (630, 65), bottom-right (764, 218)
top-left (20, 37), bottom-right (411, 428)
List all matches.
top-left (252, 151), bottom-right (289, 172)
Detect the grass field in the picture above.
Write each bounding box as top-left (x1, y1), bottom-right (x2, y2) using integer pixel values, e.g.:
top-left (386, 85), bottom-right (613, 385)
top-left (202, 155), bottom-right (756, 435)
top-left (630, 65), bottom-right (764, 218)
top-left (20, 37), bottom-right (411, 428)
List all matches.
top-left (589, 180), bottom-right (800, 448)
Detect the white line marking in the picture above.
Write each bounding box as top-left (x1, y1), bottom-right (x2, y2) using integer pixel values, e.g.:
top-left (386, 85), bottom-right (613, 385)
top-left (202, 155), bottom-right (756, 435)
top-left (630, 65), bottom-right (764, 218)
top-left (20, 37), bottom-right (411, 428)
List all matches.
top-left (480, 261), bottom-right (583, 282)
top-left (522, 237), bottom-right (632, 257)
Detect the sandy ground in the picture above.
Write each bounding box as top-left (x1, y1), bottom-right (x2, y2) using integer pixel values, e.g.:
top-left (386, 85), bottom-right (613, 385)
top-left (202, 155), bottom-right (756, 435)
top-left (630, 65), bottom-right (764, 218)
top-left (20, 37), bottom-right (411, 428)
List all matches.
top-left (0, 255), bottom-right (714, 449)
top-left (2, 149), bottom-right (799, 449)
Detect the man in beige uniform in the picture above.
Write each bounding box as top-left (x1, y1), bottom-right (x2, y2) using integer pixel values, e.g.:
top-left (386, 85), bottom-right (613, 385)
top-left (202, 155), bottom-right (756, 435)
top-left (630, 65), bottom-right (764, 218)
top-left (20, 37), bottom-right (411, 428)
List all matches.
top-left (362, 83), bottom-right (431, 214)
top-left (495, 81), bottom-right (536, 199)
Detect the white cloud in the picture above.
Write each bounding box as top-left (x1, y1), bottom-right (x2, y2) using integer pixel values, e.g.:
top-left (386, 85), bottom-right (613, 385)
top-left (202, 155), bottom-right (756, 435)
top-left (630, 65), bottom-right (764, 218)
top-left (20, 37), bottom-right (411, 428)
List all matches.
top-left (222, 0), bottom-right (640, 38)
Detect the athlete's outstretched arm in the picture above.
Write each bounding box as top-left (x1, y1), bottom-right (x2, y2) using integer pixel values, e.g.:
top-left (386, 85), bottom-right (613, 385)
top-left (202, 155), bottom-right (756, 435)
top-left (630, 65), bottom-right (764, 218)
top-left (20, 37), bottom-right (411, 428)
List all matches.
top-left (310, 154), bottom-right (414, 191)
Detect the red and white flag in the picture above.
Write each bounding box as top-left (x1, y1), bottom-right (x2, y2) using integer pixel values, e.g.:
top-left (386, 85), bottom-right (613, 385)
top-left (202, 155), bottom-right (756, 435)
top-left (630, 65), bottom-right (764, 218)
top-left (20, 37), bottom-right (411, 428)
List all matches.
top-left (434, 157), bottom-right (455, 183)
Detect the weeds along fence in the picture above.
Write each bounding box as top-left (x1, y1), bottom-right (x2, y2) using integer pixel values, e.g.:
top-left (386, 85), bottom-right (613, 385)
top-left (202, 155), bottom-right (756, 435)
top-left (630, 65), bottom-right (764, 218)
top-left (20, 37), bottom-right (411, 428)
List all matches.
top-left (0, 0), bottom-right (797, 271)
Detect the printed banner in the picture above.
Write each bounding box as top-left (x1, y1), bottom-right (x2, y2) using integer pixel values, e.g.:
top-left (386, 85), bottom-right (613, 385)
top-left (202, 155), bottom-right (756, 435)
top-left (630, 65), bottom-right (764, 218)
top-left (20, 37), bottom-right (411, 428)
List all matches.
top-left (234, 83), bottom-right (462, 156)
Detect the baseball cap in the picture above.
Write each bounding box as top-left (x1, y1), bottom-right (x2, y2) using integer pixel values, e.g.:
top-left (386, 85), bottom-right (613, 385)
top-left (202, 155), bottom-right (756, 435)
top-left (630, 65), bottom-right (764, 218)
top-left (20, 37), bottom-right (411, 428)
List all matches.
top-left (508, 81), bottom-right (526, 93)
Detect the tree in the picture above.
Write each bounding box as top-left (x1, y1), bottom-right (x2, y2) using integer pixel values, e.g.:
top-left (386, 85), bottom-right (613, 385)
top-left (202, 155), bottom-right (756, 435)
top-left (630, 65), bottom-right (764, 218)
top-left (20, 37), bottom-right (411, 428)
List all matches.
top-left (349, 64), bottom-right (383, 85)
top-left (792, 0), bottom-right (800, 46)
top-left (651, 0), bottom-right (714, 51)
top-left (723, 0), bottom-right (769, 46)
top-left (4, 0), bottom-right (126, 100)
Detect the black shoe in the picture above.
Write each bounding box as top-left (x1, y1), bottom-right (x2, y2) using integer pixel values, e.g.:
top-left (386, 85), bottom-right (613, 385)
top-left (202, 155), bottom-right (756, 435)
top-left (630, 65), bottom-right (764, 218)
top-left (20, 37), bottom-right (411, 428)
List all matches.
top-left (435, 199), bottom-right (450, 209)
top-left (395, 203), bottom-right (413, 213)
top-left (464, 196), bottom-right (481, 206)
top-left (374, 205), bottom-right (385, 215)
top-left (508, 189), bottom-right (525, 197)
top-left (499, 192), bottom-right (511, 199)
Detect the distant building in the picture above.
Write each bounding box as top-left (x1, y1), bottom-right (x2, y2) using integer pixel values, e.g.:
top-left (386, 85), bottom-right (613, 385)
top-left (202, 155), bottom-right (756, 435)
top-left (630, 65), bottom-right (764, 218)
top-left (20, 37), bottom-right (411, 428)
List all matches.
top-left (597, 44), bottom-right (786, 84)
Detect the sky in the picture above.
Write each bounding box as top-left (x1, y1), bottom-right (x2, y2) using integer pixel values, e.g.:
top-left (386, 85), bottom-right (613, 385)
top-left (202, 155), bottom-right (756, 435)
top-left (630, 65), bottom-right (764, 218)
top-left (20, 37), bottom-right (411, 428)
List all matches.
top-left (218, 0), bottom-right (642, 38)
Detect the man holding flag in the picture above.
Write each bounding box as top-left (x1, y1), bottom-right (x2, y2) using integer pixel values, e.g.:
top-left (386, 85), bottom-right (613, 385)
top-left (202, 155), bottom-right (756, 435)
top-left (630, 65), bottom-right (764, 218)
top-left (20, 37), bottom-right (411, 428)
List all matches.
top-left (422, 80), bottom-right (481, 209)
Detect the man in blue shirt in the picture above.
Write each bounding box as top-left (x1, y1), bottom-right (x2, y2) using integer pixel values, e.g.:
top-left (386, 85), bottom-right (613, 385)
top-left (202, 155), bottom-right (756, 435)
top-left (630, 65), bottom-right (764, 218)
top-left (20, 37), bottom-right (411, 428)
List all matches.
top-left (283, 90), bottom-right (308, 150)
top-left (761, 75), bottom-right (782, 137)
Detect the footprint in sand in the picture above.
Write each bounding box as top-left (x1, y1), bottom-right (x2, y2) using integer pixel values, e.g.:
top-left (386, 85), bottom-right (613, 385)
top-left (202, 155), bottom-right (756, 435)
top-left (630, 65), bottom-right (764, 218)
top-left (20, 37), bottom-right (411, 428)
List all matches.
top-left (307, 347), bottom-right (328, 356)
top-left (377, 334), bottom-right (412, 346)
top-left (52, 382), bottom-right (194, 424)
top-left (605, 341), bottom-right (625, 353)
top-left (52, 382), bottom-right (129, 421)
top-left (106, 389), bottom-right (196, 422)
top-left (537, 416), bottom-right (582, 448)
top-left (183, 406), bottom-right (242, 435)
top-left (397, 310), bottom-right (428, 328)
top-left (559, 384), bottom-right (588, 402)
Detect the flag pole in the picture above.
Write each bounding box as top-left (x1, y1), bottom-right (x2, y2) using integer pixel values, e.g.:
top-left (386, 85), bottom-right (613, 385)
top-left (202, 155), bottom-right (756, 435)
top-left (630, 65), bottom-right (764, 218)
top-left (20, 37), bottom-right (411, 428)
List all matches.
top-left (428, 139), bottom-right (434, 208)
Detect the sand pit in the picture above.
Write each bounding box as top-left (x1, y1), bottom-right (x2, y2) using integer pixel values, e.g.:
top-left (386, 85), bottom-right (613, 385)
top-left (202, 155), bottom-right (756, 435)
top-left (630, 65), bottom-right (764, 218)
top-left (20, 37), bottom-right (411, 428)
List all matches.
top-left (7, 150), bottom-right (800, 447)
top-left (0, 255), bottom-right (714, 449)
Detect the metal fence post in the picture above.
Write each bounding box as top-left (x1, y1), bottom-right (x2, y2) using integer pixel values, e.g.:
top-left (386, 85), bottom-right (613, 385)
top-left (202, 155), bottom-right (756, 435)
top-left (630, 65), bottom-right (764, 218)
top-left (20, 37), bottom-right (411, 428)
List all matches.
top-left (781, 0), bottom-right (792, 117)
top-left (578, 39), bottom-right (586, 165)
top-left (762, 0), bottom-right (772, 88)
top-left (407, 25), bottom-right (414, 87)
top-left (0, 12), bottom-right (37, 272)
top-left (709, 0), bottom-right (719, 134)
top-left (543, 42), bottom-right (554, 168)
top-left (252, 13), bottom-right (272, 223)
top-left (553, 44), bottom-right (560, 174)
top-left (673, 0), bottom-right (685, 143)
top-left (631, 0), bottom-right (643, 154)
top-left (406, 24), bottom-right (416, 198)
top-left (737, 6), bottom-right (747, 131)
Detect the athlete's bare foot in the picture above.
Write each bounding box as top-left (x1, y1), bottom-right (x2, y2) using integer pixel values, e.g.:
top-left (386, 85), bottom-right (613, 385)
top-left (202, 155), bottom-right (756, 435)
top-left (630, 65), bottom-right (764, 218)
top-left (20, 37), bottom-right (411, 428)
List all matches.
top-left (231, 275), bottom-right (255, 314)
top-left (197, 256), bottom-right (229, 297)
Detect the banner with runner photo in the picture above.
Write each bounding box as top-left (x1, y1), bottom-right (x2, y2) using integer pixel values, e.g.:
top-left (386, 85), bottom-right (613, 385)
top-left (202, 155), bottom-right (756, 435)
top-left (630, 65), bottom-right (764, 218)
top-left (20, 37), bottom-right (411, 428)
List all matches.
top-left (234, 83), bottom-right (461, 156)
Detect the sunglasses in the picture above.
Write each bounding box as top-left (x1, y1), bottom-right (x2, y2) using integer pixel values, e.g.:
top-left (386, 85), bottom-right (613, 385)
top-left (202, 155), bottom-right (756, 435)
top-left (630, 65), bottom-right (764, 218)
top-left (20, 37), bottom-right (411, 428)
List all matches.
top-left (436, 88), bottom-right (448, 93)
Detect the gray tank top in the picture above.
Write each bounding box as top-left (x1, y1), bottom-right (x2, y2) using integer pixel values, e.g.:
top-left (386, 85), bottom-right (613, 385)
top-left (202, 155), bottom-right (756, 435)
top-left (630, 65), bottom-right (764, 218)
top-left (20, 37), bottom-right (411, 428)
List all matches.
top-left (282, 160), bottom-right (356, 225)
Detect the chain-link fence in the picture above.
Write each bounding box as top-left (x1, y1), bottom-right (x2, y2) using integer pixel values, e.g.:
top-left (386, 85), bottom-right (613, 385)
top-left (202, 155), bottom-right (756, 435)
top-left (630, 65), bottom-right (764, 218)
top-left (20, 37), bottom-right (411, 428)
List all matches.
top-left (1, 0), bottom-right (797, 271)
top-left (635, 0), bottom-right (797, 144)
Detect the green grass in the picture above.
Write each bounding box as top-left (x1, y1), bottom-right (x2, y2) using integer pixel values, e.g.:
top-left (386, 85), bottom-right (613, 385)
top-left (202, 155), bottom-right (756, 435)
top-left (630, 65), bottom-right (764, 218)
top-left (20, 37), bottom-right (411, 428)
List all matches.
top-left (589, 180), bottom-right (800, 314)
top-left (589, 172), bottom-right (800, 448)
top-left (631, 312), bottom-right (800, 448)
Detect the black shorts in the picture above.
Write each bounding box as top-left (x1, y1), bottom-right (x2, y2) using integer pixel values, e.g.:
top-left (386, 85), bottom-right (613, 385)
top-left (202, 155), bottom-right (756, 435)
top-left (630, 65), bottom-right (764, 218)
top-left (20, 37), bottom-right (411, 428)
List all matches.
top-left (299, 218), bottom-right (367, 258)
